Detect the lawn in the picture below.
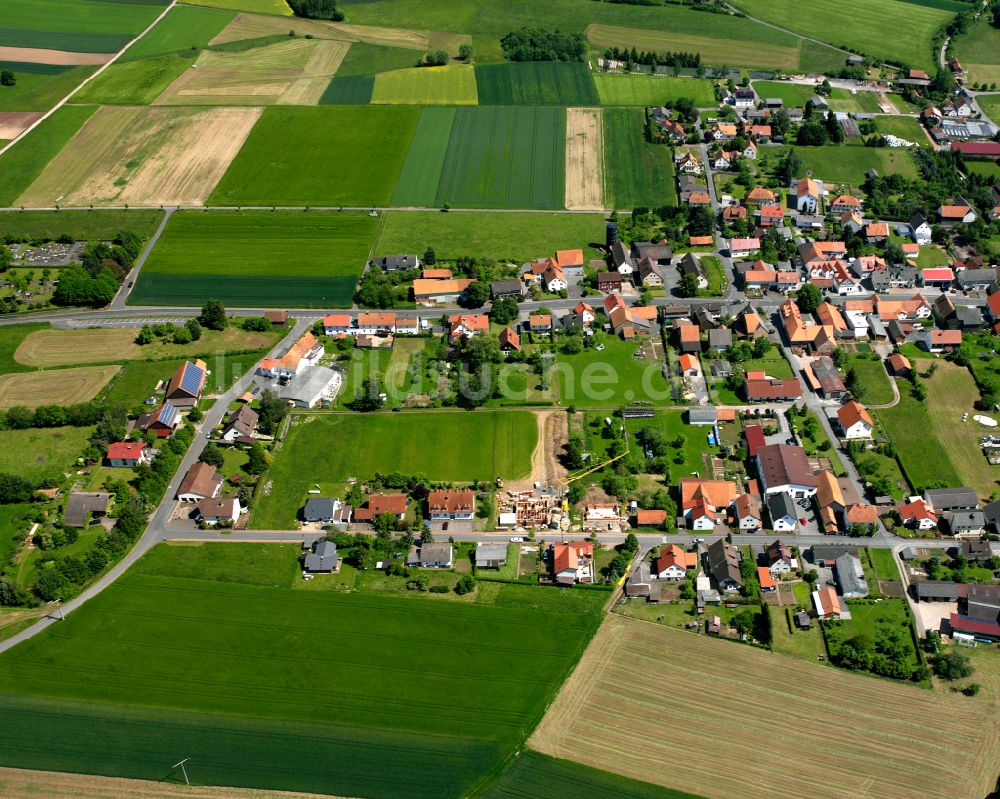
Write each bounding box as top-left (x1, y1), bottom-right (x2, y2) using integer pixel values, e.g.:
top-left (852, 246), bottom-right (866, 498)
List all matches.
top-left (824, 597), bottom-right (920, 674)
top-left (592, 74), bottom-right (714, 107)
top-left (72, 54), bottom-right (192, 105)
top-left (586, 23), bottom-right (801, 72)
top-left (853, 447), bottom-right (908, 500)
top-left (556, 332), bottom-right (668, 408)
top-left (475, 62), bottom-right (599, 106)
top-left (119, 5), bottom-right (235, 61)
top-left (603, 107), bottom-right (676, 209)
top-left (390, 106), bottom-right (456, 207)
top-left (0, 542), bottom-right (606, 799)
top-left (713, 350), bottom-right (792, 404)
top-left (130, 210), bottom-right (377, 308)
top-left (826, 88), bottom-right (882, 114)
top-left (252, 410), bottom-right (537, 528)
top-left (434, 106), bottom-right (566, 209)
top-left (790, 145), bottom-right (918, 185)
top-left (699, 255), bottom-right (726, 296)
top-left (333, 347), bottom-right (393, 410)
top-left (0, 0), bottom-right (167, 53)
top-left (751, 80), bottom-right (815, 108)
top-left (0, 426), bottom-right (93, 482)
top-left (953, 19), bottom-right (1000, 86)
top-left (0, 209), bottom-right (162, 240)
top-left (0, 323), bottom-right (46, 375)
top-left (375, 210), bottom-right (606, 261)
top-left (876, 376), bottom-right (962, 493)
top-left (0, 105), bottom-right (96, 206)
top-left (626, 410), bottom-right (718, 478)
top-left (372, 65), bottom-right (478, 105)
top-left (483, 750), bottom-right (706, 799)
top-left (208, 105), bottom-right (420, 206)
top-left (531, 614), bottom-right (997, 799)
top-left (768, 605), bottom-right (826, 662)
top-left (865, 547), bottom-right (901, 582)
top-left (979, 95), bottom-right (1000, 126)
top-left (874, 115), bottom-right (927, 143)
top-left (728, 0), bottom-right (952, 70)
top-left (845, 353), bottom-right (894, 405)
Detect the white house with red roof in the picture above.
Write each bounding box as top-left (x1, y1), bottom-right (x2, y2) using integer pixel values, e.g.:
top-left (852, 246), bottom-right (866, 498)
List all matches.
top-left (898, 496), bottom-right (938, 530)
top-left (836, 401), bottom-right (874, 439)
top-left (106, 441), bottom-right (148, 468)
top-left (448, 314), bottom-right (489, 339)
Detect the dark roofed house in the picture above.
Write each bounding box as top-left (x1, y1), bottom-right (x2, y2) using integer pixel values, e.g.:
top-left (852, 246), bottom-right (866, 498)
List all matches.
top-left (915, 581), bottom-right (960, 601)
top-left (688, 406), bottom-right (718, 426)
top-left (303, 540), bottom-right (339, 573)
top-left (491, 279), bottom-right (524, 299)
top-left (835, 553), bottom-right (869, 598)
top-left (416, 542), bottom-right (454, 568)
top-left (136, 402), bottom-right (181, 438)
top-left (176, 462), bottom-right (222, 502)
top-left (708, 328), bottom-right (733, 351)
top-left (810, 544), bottom-right (859, 566)
top-left (707, 539), bottom-right (742, 592)
top-left (222, 404), bottom-right (258, 443)
top-left (475, 543), bottom-right (508, 569)
top-left (631, 241), bottom-right (673, 265)
top-left (371, 254), bottom-right (420, 271)
top-left (264, 310), bottom-right (287, 326)
top-left (64, 492), bottom-right (112, 528)
top-left (303, 497), bottom-right (352, 527)
top-left (924, 487), bottom-right (979, 513)
top-left (597, 271), bottom-right (622, 292)
top-left (962, 539), bottom-right (999, 564)
top-left (756, 444), bottom-right (817, 497)
top-left (942, 510), bottom-right (985, 538)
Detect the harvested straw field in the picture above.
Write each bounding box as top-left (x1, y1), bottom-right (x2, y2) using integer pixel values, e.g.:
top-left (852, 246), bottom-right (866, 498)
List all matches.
top-left (17, 105), bottom-right (261, 207)
top-left (565, 108), bottom-right (604, 211)
top-left (530, 615), bottom-right (1000, 799)
top-left (0, 46), bottom-right (111, 66)
top-left (155, 38), bottom-right (348, 106)
top-left (0, 365), bottom-right (119, 409)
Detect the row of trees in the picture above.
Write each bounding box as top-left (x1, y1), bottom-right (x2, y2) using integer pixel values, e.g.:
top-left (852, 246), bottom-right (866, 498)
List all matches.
top-left (287, 0), bottom-right (343, 21)
top-left (501, 28), bottom-right (586, 62)
top-left (601, 46), bottom-right (701, 69)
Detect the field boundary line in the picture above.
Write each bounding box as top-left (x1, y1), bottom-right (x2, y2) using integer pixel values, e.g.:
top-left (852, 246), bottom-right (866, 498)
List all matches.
top-left (0, 1), bottom-right (179, 161)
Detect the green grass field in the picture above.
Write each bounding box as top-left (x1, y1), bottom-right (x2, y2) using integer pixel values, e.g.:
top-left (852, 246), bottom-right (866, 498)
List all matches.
top-left (593, 74), bottom-right (714, 107)
top-left (376, 210), bottom-right (606, 261)
top-left (391, 107), bottom-right (456, 206)
top-left (625, 410), bottom-right (717, 478)
top-left (335, 42), bottom-right (423, 77)
top-left (475, 62), bottom-right (598, 105)
top-left (130, 210), bottom-right (376, 307)
top-left (320, 74), bottom-right (375, 104)
top-left (208, 106), bottom-right (419, 206)
top-left (434, 106), bottom-right (566, 209)
top-left (72, 54), bottom-right (192, 105)
top-left (0, 543), bottom-right (606, 798)
top-left (373, 65), bottom-right (478, 105)
top-left (184, 0), bottom-right (291, 13)
top-left (0, 64), bottom-right (94, 113)
top-left (751, 80), bottom-right (815, 108)
top-left (0, 323), bottom-right (46, 375)
top-left (874, 115), bottom-right (927, 142)
top-left (0, 105), bottom-right (96, 206)
top-left (484, 750), bottom-right (706, 799)
top-left (557, 332), bottom-right (668, 408)
top-left (827, 88), bottom-right (882, 114)
top-left (253, 410), bottom-right (536, 528)
top-left (0, 425), bottom-right (92, 482)
top-left (729, 0), bottom-right (951, 70)
top-left (846, 354), bottom-right (894, 405)
top-left (0, 0), bottom-right (167, 53)
top-left (783, 145), bottom-right (918, 186)
top-left (120, 5), bottom-right (234, 61)
top-left (825, 598), bottom-right (920, 673)
top-left (603, 107), bottom-right (675, 208)
top-left (0, 209), bottom-right (163, 240)
top-left (953, 19), bottom-right (1000, 85)
top-left (978, 95), bottom-right (1000, 125)
top-left (865, 547), bottom-right (902, 582)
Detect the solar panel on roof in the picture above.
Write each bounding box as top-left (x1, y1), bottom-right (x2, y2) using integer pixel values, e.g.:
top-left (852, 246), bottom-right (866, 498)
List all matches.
top-left (179, 362), bottom-right (205, 396)
top-left (158, 403), bottom-right (178, 426)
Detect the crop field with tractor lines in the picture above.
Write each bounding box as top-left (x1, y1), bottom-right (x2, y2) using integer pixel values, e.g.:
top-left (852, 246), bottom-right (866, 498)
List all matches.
top-left (474, 62), bottom-right (598, 106)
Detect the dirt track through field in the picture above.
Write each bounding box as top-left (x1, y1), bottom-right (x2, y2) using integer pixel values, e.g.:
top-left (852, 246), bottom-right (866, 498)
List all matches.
top-left (0, 768), bottom-right (360, 799)
top-left (0, 47), bottom-right (112, 66)
top-left (18, 106), bottom-right (262, 207)
top-left (0, 112), bottom-right (44, 140)
top-left (531, 614), bottom-right (1000, 799)
top-left (565, 108), bottom-right (605, 211)
top-left (0, 366), bottom-right (119, 409)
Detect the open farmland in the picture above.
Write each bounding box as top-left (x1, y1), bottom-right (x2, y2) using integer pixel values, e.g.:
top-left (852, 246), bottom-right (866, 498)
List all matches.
top-left (0, 0), bottom-right (167, 54)
top-left (434, 106), bottom-right (565, 209)
top-left (603, 107), bottom-right (675, 208)
top-left (0, 111), bottom-right (42, 140)
top-left (186, 0), bottom-right (292, 14)
top-left (254, 410), bottom-right (536, 528)
top-left (72, 55), bottom-right (192, 105)
top-left (751, 80), bottom-right (815, 107)
top-left (728, 0), bottom-right (951, 70)
top-left (0, 63), bottom-right (95, 114)
top-left (121, 5), bottom-right (235, 62)
top-left (0, 105), bottom-right (95, 205)
top-left (0, 365), bottom-right (119, 409)
top-left (0, 209), bottom-right (162, 240)
top-left (375, 210), bottom-right (606, 261)
top-left (0, 426), bottom-right (93, 481)
top-left (874, 115), bottom-right (928, 142)
top-left (953, 20), bottom-right (1000, 86)
top-left (531, 614), bottom-right (1000, 799)
top-left (592, 74), bottom-right (714, 107)
top-left (130, 210), bottom-right (376, 307)
top-left (18, 105), bottom-right (261, 207)
top-left (209, 12), bottom-right (346, 44)
top-left (390, 107), bottom-right (455, 206)
top-left (372, 65), bottom-right (478, 105)
top-left (565, 108), bottom-right (605, 211)
top-left (586, 23), bottom-right (802, 72)
top-left (154, 38), bottom-right (348, 106)
top-left (475, 63), bottom-right (598, 106)
top-left (320, 74), bottom-right (376, 104)
top-left (0, 544), bottom-right (604, 798)
top-left (209, 106), bottom-right (419, 206)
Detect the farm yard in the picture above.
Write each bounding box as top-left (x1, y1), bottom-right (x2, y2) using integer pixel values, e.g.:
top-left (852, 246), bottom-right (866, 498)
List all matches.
top-left (130, 210), bottom-right (377, 307)
top-left (17, 105), bottom-right (262, 207)
top-left (208, 105), bottom-right (419, 206)
top-left (531, 615), bottom-right (1000, 799)
top-left (374, 210), bottom-right (606, 261)
top-left (603, 107), bottom-right (676, 208)
top-left (0, 543), bottom-right (607, 799)
top-left (252, 410), bottom-right (537, 528)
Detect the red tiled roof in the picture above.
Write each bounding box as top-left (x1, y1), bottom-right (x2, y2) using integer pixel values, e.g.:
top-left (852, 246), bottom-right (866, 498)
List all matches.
top-left (107, 442), bottom-right (144, 461)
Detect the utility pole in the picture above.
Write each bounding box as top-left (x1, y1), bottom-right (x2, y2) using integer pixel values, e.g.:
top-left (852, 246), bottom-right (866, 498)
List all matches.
top-left (172, 758), bottom-right (190, 785)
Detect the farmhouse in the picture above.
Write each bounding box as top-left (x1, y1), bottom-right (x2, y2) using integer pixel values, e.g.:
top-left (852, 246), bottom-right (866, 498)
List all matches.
top-left (371, 254), bottom-right (419, 271)
top-left (449, 314), bottom-right (489, 339)
top-left (937, 201), bottom-right (977, 226)
top-left (745, 378), bottom-right (802, 402)
top-left (921, 328), bottom-right (962, 353)
top-left (767, 539), bottom-right (794, 574)
top-left (258, 332), bottom-right (324, 379)
top-left (637, 258), bottom-right (663, 287)
top-left (550, 540), bottom-right (594, 585)
top-left (165, 359), bottom-right (207, 408)
top-left (222, 404), bottom-right (258, 443)
top-left (836, 401), bottom-right (874, 440)
top-left (678, 478), bottom-right (739, 530)
top-left (924, 486), bottom-right (979, 513)
top-left (413, 279), bottom-right (474, 305)
top-left (597, 271), bottom-right (622, 292)
top-left (830, 194), bottom-right (862, 214)
top-left (706, 539), bottom-right (742, 592)
top-left (631, 241), bottom-right (673, 265)
top-left (941, 510), bottom-right (986, 539)
top-left (491, 279), bottom-right (524, 299)
top-left (498, 326), bottom-right (521, 353)
top-left (729, 237), bottom-right (761, 258)
top-left (909, 213), bottom-right (933, 245)
top-left (746, 186), bottom-right (778, 207)
top-left (756, 444), bottom-right (817, 498)
top-left (734, 492), bottom-right (762, 531)
top-left (357, 312), bottom-right (396, 335)
top-left (653, 544), bottom-right (698, 581)
top-left (610, 240), bottom-right (636, 274)
top-left (813, 586), bottom-right (845, 620)
top-left (136, 402), bottom-right (180, 438)
top-left (678, 253), bottom-right (707, 288)
top-left (196, 497), bottom-right (241, 527)
top-left (427, 489), bottom-right (475, 520)
top-left (791, 177), bottom-right (823, 213)
top-left (530, 314), bottom-right (553, 333)
top-left (106, 441), bottom-right (147, 468)
top-left (303, 497), bottom-right (352, 527)
top-left (323, 314), bottom-right (353, 336)
top-left (64, 492), bottom-right (112, 528)
top-left (177, 462), bottom-right (222, 503)
top-left (353, 493), bottom-right (407, 522)
top-left (898, 496), bottom-right (937, 530)
top-left (303, 539), bottom-right (339, 573)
